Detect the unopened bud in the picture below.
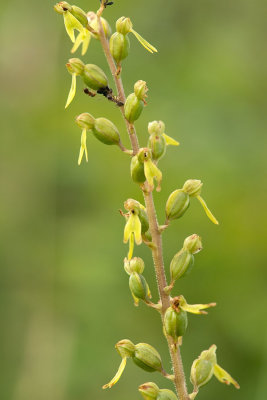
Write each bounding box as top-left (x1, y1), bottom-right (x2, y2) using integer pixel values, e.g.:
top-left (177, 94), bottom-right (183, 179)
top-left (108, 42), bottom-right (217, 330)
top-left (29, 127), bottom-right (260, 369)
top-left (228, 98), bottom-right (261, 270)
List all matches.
top-left (133, 343), bottom-right (163, 372)
top-left (115, 339), bottom-right (135, 358)
top-left (116, 16), bottom-right (133, 35)
top-left (183, 234), bottom-right (202, 254)
top-left (190, 358), bottom-right (214, 389)
top-left (148, 133), bottom-right (166, 161)
top-left (83, 64), bottom-right (108, 90)
top-left (158, 389), bottom-right (178, 400)
top-left (54, 2), bottom-right (72, 14)
top-left (131, 154), bottom-right (146, 184)
top-left (75, 112), bottom-right (95, 130)
top-left (88, 12), bottom-right (112, 38)
top-left (138, 382), bottom-right (159, 400)
top-left (93, 118), bottom-right (120, 145)
top-left (170, 248), bottom-right (194, 282)
top-left (183, 179), bottom-right (203, 197)
top-left (110, 32), bottom-right (130, 63)
top-left (70, 5), bottom-right (88, 26)
top-left (124, 257), bottom-right (145, 275)
top-left (125, 93), bottom-right (144, 123)
top-left (148, 120), bottom-right (165, 136)
top-left (129, 272), bottom-right (149, 301)
top-left (66, 58), bottom-right (84, 75)
top-left (164, 303), bottom-right (188, 341)
top-left (134, 80), bottom-right (148, 100)
top-left (165, 189), bottom-right (190, 221)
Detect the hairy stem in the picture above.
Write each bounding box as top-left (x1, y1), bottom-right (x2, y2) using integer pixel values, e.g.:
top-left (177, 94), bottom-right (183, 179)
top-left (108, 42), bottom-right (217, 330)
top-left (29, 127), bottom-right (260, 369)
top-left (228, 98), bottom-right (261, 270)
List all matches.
top-left (97, 13), bottom-right (189, 400)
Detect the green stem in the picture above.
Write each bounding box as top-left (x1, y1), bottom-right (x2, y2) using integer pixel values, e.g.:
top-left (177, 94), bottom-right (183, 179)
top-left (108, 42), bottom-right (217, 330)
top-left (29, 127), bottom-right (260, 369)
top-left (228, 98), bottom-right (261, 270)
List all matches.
top-left (97, 13), bottom-right (189, 400)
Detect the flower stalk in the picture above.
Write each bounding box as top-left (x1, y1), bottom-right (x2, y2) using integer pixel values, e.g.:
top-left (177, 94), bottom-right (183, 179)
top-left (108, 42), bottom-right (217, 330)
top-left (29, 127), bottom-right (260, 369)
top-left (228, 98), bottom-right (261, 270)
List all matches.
top-left (54, 2), bottom-right (239, 400)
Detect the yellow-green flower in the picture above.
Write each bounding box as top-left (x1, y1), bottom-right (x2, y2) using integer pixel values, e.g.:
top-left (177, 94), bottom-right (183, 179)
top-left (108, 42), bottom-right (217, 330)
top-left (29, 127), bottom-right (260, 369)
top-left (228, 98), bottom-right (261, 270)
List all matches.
top-left (123, 210), bottom-right (142, 260)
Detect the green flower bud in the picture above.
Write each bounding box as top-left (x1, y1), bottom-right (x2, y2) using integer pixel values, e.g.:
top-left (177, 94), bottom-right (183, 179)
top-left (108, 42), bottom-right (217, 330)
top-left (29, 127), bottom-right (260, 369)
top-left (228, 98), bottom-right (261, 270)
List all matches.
top-left (88, 12), bottom-right (112, 39)
top-left (165, 189), bottom-right (190, 221)
top-left (124, 257), bottom-right (145, 275)
top-left (158, 389), bottom-right (178, 400)
top-left (183, 234), bottom-right (202, 254)
top-left (134, 80), bottom-right (148, 100)
top-left (129, 272), bottom-right (149, 301)
top-left (134, 80), bottom-right (148, 101)
top-left (54, 2), bottom-right (72, 14)
top-left (131, 154), bottom-right (146, 184)
top-left (138, 382), bottom-right (159, 400)
top-left (125, 93), bottom-right (144, 123)
top-left (190, 345), bottom-right (240, 391)
top-left (183, 179), bottom-right (203, 197)
top-left (66, 57), bottom-right (85, 75)
top-left (82, 64), bottom-right (108, 90)
top-left (164, 302), bottom-right (188, 341)
top-left (93, 117), bottom-right (120, 145)
top-left (115, 339), bottom-right (135, 358)
top-left (170, 249), bottom-right (194, 281)
top-left (116, 16), bottom-right (133, 35)
top-left (133, 343), bottom-right (163, 372)
top-left (70, 5), bottom-right (88, 26)
top-left (75, 112), bottom-right (95, 130)
top-left (110, 32), bottom-right (130, 63)
top-left (148, 133), bottom-right (166, 161)
top-left (191, 359), bottom-right (214, 389)
top-left (148, 120), bottom-right (165, 135)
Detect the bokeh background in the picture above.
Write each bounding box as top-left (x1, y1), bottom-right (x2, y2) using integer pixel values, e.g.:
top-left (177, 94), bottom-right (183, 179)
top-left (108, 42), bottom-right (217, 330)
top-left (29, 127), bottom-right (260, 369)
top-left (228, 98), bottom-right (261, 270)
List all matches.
top-left (0, 0), bottom-right (266, 399)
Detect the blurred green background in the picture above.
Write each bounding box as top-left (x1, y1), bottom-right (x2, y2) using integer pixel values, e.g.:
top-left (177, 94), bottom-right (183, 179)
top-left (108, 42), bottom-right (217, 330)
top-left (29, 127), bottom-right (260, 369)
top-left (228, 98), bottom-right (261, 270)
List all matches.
top-left (0, 0), bottom-right (266, 399)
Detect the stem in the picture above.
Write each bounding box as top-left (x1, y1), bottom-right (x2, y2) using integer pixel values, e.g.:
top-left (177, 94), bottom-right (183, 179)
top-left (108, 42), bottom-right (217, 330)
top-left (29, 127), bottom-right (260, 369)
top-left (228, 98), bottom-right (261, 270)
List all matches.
top-left (97, 13), bottom-right (189, 400)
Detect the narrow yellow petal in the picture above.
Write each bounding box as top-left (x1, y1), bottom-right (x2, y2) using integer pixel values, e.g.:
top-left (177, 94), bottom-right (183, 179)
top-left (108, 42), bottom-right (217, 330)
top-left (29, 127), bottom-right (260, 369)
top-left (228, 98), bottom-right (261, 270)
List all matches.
top-left (123, 216), bottom-right (131, 243)
top-left (133, 214), bottom-right (142, 245)
top-left (63, 11), bottom-right (84, 43)
top-left (78, 129), bottom-right (88, 165)
top-left (82, 30), bottom-right (91, 56)
top-left (214, 364), bottom-right (240, 389)
top-left (163, 133), bottom-right (179, 146)
top-left (144, 160), bottom-right (162, 192)
top-left (65, 73), bottom-right (77, 109)
top-left (196, 195), bottom-right (219, 225)
top-left (130, 29), bottom-right (158, 53)
top-left (181, 301), bottom-right (216, 315)
top-left (102, 357), bottom-right (127, 389)
top-left (71, 31), bottom-right (84, 53)
top-left (128, 232), bottom-right (135, 260)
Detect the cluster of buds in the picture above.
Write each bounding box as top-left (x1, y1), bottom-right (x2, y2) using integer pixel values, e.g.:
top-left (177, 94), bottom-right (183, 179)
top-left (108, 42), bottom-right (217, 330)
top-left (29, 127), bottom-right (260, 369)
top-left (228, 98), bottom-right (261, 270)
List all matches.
top-left (124, 257), bottom-right (151, 306)
top-left (103, 339), bottom-right (170, 389)
top-left (166, 179), bottom-right (219, 225)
